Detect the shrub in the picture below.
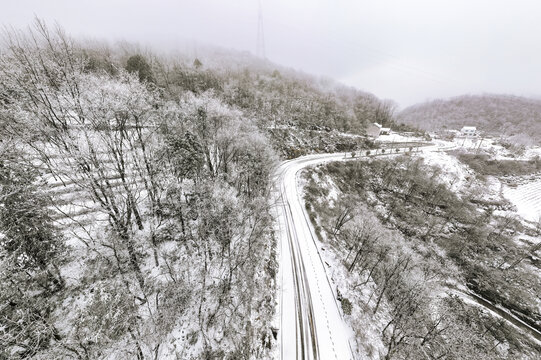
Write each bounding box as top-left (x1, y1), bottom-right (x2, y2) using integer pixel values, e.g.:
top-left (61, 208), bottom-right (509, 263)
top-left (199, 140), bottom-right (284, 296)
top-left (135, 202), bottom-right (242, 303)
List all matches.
top-left (76, 284), bottom-right (138, 351)
top-left (456, 153), bottom-right (541, 176)
top-left (341, 297), bottom-right (352, 315)
top-left (126, 54), bottom-right (154, 83)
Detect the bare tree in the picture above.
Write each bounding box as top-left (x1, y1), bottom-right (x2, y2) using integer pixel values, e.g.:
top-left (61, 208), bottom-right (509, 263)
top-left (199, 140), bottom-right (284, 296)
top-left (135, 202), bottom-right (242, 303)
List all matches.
top-left (0, 20), bottom-right (167, 292)
top-left (374, 100), bottom-right (397, 127)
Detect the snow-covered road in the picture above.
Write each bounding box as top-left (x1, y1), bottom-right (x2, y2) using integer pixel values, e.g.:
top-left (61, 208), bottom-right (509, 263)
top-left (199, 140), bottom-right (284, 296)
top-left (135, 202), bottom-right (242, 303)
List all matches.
top-left (273, 153), bottom-right (355, 360)
top-left (272, 145), bottom-right (444, 359)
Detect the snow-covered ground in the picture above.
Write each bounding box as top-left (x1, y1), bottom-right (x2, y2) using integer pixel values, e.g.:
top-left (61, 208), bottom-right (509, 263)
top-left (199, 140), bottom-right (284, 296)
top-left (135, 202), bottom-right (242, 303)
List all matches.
top-left (418, 150), bottom-right (472, 191)
top-left (451, 136), bottom-right (500, 153)
top-left (423, 137), bottom-right (541, 223)
top-left (503, 179), bottom-right (541, 223)
top-left (443, 136), bottom-right (541, 161)
top-left (525, 147), bottom-right (541, 159)
top-left (376, 133), bottom-right (423, 143)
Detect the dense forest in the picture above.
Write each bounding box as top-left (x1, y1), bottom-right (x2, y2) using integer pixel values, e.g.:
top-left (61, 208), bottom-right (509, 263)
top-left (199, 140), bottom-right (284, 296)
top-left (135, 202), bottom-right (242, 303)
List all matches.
top-left (0, 20), bottom-right (396, 359)
top-left (397, 94), bottom-right (541, 145)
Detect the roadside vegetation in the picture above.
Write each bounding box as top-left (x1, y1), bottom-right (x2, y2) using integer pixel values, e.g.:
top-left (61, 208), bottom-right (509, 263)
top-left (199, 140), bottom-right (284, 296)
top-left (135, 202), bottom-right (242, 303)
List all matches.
top-left (303, 155), bottom-right (541, 359)
top-left (455, 152), bottom-right (541, 178)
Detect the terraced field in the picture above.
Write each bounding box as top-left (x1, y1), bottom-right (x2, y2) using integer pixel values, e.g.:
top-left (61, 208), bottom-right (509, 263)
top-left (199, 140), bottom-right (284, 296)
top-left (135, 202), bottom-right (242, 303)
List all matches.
top-left (503, 178), bottom-right (541, 223)
top-left (32, 141), bottom-right (151, 245)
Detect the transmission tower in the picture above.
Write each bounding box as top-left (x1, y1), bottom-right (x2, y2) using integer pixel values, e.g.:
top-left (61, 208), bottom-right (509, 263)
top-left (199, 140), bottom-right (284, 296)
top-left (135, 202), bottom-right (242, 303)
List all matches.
top-left (256, 0), bottom-right (266, 58)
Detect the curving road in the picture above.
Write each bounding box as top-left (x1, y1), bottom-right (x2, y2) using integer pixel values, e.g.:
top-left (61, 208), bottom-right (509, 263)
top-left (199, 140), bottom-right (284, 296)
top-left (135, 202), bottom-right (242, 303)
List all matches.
top-left (273, 153), bottom-right (355, 360)
top-left (272, 145), bottom-right (444, 359)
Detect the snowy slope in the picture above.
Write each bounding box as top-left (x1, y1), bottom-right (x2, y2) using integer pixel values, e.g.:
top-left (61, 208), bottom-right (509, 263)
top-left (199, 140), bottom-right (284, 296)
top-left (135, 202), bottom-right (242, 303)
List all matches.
top-left (503, 179), bottom-right (541, 222)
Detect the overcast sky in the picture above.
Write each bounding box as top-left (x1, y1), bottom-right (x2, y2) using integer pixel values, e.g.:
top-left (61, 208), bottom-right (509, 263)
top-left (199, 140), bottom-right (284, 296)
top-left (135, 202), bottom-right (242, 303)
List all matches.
top-left (2, 0), bottom-right (540, 108)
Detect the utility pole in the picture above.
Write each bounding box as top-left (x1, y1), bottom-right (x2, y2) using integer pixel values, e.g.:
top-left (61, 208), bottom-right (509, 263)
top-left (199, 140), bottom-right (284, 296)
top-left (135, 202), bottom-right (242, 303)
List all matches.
top-left (256, 0), bottom-right (266, 58)
top-left (390, 127), bottom-right (395, 153)
top-left (476, 137), bottom-right (484, 153)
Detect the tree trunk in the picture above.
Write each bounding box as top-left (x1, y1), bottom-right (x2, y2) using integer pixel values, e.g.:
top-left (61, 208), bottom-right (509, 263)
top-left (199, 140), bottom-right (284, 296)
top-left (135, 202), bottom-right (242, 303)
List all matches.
top-left (121, 229), bottom-right (145, 291)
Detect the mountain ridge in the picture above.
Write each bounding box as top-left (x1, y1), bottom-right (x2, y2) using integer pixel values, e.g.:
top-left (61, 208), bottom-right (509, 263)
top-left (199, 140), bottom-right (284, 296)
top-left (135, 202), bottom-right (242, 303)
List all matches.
top-left (397, 94), bottom-right (541, 144)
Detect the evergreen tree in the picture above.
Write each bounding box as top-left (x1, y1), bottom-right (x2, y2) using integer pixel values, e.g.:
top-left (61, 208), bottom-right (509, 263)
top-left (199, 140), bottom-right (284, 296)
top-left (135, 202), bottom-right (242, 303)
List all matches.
top-left (126, 54), bottom-right (154, 83)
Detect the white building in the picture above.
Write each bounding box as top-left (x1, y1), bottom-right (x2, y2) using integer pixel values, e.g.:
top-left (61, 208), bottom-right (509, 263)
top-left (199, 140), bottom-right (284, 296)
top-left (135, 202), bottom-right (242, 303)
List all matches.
top-left (380, 127), bottom-right (391, 135)
top-left (460, 126), bottom-right (477, 137)
top-left (366, 123), bottom-right (392, 138)
top-left (367, 122), bottom-right (382, 138)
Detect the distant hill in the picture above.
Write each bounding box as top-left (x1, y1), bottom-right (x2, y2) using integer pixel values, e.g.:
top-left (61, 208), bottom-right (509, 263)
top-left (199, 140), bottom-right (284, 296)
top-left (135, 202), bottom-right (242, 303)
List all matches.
top-left (397, 94), bottom-right (541, 145)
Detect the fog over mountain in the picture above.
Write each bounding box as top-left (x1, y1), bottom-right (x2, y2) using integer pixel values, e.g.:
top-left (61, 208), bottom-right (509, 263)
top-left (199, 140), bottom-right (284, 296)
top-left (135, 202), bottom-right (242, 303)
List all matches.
top-left (2, 0), bottom-right (541, 106)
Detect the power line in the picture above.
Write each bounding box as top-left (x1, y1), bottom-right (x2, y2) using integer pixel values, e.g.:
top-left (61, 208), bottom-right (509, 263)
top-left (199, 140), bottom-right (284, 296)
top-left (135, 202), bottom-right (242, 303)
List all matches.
top-left (256, 0), bottom-right (266, 58)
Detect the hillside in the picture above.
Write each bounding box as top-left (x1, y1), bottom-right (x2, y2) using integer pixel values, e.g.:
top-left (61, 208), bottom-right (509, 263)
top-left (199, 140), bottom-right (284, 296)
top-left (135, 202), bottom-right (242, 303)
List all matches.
top-left (0, 20), bottom-right (394, 359)
top-left (397, 94), bottom-right (541, 145)
top-left (147, 48), bottom-right (389, 156)
top-left (302, 154), bottom-right (541, 359)
top-left (83, 40), bottom-right (392, 155)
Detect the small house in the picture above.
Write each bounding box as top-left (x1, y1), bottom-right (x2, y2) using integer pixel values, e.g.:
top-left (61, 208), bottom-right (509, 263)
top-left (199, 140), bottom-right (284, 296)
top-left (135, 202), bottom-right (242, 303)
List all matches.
top-left (366, 122), bottom-right (382, 138)
top-left (380, 127), bottom-right (391, 135)
top-left (461, 126), bottom-right (477, 137)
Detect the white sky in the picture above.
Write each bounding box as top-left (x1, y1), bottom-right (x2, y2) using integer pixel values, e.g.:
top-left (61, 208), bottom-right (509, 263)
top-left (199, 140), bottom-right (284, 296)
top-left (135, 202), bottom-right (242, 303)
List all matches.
top-left (2, 0), bottom-right (540, 108)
